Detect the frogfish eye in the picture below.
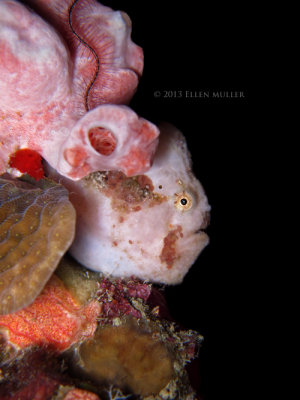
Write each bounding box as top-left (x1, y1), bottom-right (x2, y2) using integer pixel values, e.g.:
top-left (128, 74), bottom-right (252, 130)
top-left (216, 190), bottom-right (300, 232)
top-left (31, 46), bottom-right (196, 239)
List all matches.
top-left (174, 192), bottom-right (193, 211)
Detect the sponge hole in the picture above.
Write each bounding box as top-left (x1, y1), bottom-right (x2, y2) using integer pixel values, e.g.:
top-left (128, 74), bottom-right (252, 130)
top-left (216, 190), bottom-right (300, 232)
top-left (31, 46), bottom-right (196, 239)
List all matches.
top-left (88, 127), bottom-right (117, 156)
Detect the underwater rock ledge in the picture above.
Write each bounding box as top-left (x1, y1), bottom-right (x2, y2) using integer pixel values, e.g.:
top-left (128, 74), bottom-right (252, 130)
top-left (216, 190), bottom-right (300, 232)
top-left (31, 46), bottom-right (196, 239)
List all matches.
top-left (0, 255), bottom-right (203, 400)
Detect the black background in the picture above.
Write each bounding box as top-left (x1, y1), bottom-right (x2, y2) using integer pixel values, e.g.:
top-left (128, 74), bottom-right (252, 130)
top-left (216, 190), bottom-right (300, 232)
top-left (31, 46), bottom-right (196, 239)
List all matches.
top-left (98, 2), bottom-right (253, 399)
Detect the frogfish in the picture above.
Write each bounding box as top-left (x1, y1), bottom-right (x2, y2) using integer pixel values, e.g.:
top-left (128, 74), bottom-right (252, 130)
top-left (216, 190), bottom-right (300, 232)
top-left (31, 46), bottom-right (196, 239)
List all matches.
top-left (46, 123), bottom-right (210, 285)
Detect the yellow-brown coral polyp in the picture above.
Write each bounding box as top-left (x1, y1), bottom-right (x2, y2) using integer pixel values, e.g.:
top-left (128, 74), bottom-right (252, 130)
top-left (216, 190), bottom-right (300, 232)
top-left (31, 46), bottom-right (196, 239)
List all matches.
top-left (76, 319), bottom-right (175, 396)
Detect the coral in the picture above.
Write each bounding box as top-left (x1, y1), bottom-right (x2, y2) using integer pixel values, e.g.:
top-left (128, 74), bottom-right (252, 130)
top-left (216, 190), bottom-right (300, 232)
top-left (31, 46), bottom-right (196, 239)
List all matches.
top-left (0, 175), bottom-right (76, 314)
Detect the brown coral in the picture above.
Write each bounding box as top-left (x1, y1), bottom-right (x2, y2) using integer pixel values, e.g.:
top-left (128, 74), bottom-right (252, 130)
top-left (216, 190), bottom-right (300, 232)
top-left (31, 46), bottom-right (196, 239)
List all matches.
top-left (0, 175), bottom-right (76, 315)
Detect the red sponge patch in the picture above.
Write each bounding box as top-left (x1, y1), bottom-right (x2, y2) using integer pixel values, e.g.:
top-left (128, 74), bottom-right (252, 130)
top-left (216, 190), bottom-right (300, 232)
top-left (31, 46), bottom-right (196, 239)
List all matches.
top-left (9, 149), bottom-right (44, 180)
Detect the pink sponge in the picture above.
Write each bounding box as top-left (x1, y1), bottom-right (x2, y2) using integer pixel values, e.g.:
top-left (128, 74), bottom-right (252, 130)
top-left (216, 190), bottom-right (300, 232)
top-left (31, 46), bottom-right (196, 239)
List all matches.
top-left (0, 0), bottom-right (159, 180)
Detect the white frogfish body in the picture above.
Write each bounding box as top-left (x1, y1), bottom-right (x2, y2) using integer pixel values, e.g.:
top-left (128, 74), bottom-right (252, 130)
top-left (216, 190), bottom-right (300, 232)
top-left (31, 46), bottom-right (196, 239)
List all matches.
top-left (50, 123), bottom-right (210, 284)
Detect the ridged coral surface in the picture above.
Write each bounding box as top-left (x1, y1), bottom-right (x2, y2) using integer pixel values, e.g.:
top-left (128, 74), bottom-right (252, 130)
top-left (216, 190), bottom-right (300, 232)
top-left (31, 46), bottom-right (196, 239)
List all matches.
top-left (0, 176), bottom-right (75, 315)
